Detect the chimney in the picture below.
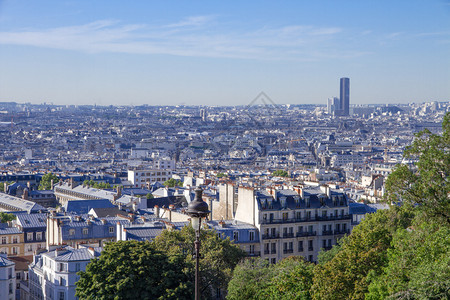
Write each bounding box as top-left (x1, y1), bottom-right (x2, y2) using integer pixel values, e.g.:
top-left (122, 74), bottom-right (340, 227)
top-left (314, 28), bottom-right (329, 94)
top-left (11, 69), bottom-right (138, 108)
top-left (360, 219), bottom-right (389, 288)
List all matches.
top-left (27, 181), bottom-right (31, 189)
top-left (50, 179), bottom-right (54, 190)
top-left (116, 186), bottom-right (122, 198)
top-left (22, 188), bottom-right (29, 200)
top-left (154, 205), bottom-right (160, 217)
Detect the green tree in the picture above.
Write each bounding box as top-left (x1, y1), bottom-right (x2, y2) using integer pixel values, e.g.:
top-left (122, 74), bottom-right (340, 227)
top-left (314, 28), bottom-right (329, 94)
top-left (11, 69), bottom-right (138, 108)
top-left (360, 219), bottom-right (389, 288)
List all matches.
top-left (38, 172), bottom-right (59, 190)
top-left (385, 112), bottom-right (450, 224)
top-left (163, 178), bottom-right (182, 187)
top-left (0, 212), bottom-right (16, 223)
top-left (271, 170), bottom-right (289, 177)
top-left (146, 193), bottom-right (154, 199)
top-left (152, 225), bottom-right (246, 299)
top-left (366, 223), bottom-right (450, 299)
top-left (76, 240), bottom-right (191, 300)
top-left (310, 207), bottom-right (413, 300)
top-left (263, 256), bottom-right (314, 300)
top-left (217, 173), bottom-right (227, 178)
top-left (0, 181), bottom-right (14, 193)
top-left (227, 257), bottom-right (314, 300)
top-left (227, 258), bottom-right (274, 300)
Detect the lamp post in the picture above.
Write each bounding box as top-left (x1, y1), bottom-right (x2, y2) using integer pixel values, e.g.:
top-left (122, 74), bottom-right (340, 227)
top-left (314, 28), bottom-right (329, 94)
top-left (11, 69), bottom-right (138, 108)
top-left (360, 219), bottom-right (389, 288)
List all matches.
top-left (186, 187), bottom-right (210, 300)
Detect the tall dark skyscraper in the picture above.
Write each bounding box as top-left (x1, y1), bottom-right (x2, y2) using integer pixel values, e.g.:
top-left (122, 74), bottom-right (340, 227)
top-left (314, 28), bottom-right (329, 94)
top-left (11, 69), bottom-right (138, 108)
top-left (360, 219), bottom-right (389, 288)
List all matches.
top-left (340, 77), bottom-right (350, 116)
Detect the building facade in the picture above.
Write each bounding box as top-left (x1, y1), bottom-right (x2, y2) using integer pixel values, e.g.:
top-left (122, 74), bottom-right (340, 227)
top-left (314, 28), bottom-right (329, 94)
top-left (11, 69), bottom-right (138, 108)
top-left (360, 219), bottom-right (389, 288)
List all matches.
top-left (28, 246), bottom-right (101, 300)
top-left (234, 185), bottom-right (351, 263)
top-left (340, 77), bottom-right (350, 116)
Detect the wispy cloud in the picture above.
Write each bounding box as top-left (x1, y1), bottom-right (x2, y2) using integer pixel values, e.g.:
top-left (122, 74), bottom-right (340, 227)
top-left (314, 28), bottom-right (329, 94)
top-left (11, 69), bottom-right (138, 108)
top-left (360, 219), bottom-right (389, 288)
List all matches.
top-left (0, 16), bottom-right (357, 61)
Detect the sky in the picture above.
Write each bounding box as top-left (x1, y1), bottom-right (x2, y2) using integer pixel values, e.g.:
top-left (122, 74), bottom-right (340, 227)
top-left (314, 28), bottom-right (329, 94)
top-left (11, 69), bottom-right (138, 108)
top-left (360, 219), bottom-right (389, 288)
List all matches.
top-left (0, 0), bottom-right (449, 106)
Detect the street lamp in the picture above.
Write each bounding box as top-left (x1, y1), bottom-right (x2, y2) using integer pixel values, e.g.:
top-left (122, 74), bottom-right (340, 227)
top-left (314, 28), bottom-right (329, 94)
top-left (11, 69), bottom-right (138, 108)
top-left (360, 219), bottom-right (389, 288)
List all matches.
top-left (186, 187), bottom-right (210, 300)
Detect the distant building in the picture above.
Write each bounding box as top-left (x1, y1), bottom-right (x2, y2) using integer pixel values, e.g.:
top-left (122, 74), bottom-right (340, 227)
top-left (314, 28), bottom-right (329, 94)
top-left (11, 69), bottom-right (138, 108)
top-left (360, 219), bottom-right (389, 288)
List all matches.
top-left (340, 77), bottom-right (350, 116)
top-left (28, 246), bottom-right (101, 300)
top-left (127, 169), bottom-right (173, 188)
top-left (327, 97), bottom-right (340, 115)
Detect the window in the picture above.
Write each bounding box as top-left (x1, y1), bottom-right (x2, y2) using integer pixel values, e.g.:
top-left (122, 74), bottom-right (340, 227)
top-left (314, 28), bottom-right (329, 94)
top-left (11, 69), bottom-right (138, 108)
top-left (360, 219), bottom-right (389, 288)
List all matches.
top-left (271, 243), bottom-right (276, 254)
top-left (27, 232), bottom-right (33, 241)
top-left (306, 211), bottom-right (311, 220)
top-left (1, 237), bottom-right (6, 244)
top-left (343, 223), bottom-right (347, 232)
top-left (308, 240), bottom-right (314, 251)
top-left (296, 211), bottom-right (301, 219)
top-left (282, 212), bottom-right (288, 220)
top-left (36, 232), bottom-right (42, 240)
top-left (322, 210), bottom-right (327, 217)
top-left (336, 224), bottom-right (341, 232)
top-left (309, 255), bottom-right (314, 262)
top-left (27, 245), bottom-right (33, 252)
top-left (109, 227), bottom-right (114, 233)
top-left (323, 240), bottom-right (327, 248)
top-left (9, 282), bottom-right (13, 294)
top-left (233, 231), bottom-right (239, 241)
top-left (298, 241), bottom-right (304, 251)
top-left (12, 236), bottom-right (18, 243)
top-left (69, 229), bottom-right (75, 236)
top-left (271, 258), bottom-right (276, 264)
top-left (249, 245), bottom-right (255, 254)
top-left (12, 247), bottom-right (18, 255)
top-left (289, 242), bottom-right (293, 250)
top-left (271, 228), bottom-right (276, 237)
top-left (58, 263), bottom-right (65, 272)
top-left (249, 231), bottom-right (255, 241)
top-left (59, 291), bottom-right (65, 300)
top-left (83, 228), bottom-right (89, 235)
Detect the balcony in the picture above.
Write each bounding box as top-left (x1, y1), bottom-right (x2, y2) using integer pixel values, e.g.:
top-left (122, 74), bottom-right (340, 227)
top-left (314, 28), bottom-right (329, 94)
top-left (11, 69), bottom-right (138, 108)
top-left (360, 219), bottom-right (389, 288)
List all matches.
top-left (283, 249), bottom-right (294, 254)
top-left (264, 250), bottom-right (270, 255)
top-left (321, 230), bottom-right (334, 236)
top-left (261, 217), bottom-right (314, 225)
top-left (298, 247), bottom-right (304, 252)
top-left (271, 249), bottom-right (276, 254)
top-left (316, 214), bottom-right (351, 221)
top-left (283, 233), bottom-right (295, 238)
top-left (308, 247), bottom-right (314, 251)
top-left (296, 231), bottom-right (317, 237)
top-left (334, 229), bottom-right (350, 235)
top-left (262, 233), bottom-right (280, 240)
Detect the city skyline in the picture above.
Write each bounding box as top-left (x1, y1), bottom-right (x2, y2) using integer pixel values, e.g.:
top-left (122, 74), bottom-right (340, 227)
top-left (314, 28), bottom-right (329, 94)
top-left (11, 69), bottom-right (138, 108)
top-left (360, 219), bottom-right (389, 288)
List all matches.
top-left (0, 0), bottom-right (449, 106)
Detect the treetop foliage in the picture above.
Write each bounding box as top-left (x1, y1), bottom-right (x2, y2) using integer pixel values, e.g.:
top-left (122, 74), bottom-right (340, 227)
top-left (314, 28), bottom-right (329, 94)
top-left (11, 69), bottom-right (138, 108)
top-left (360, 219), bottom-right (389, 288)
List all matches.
top-left (272, 170), bottom-right (289, 177)
top-left (163, 178), bottom-right (182, 187)
top-left (38, 172), bottom-right (59, 190)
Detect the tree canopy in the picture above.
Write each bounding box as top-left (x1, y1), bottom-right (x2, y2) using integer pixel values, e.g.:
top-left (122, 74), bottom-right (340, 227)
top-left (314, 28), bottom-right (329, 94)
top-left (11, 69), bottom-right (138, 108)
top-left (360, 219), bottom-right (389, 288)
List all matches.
top-left (0, 212), bottom-right (16, 223)
top-left (38, 172), bottom-right (59, 190)
top-left (83, 180), bottom-right (111, 189)
top-left (227, 256), bottom-right (314, 300)
top-left (75, 240), bottom-right (191, 300)
top-left (385, 112), bottom-right (450, 224)
top-left (163, 178), bottom-right (182, 187)
top-left (152, 225), bottom-right (246, 299)
top-left (271, 170), bottom-right (289, 177)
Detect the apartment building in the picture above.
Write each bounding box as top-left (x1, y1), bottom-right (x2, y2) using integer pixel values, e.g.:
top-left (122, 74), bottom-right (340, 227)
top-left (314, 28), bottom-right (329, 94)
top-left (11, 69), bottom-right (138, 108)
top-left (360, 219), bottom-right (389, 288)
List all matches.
top-left (28, 246), bottom-right (101, 300)
top-left (234, 185), bottom-right (351, 263)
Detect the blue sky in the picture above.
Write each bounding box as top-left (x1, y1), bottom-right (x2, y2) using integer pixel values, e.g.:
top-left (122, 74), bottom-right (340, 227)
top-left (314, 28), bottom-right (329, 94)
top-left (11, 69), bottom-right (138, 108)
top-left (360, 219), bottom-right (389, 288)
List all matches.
top-left (0, 0), bottom-right (449, 106)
